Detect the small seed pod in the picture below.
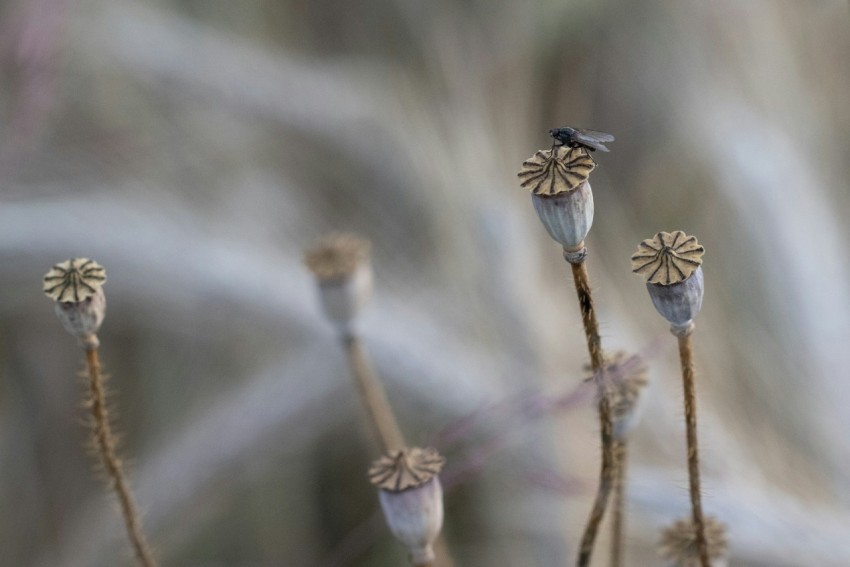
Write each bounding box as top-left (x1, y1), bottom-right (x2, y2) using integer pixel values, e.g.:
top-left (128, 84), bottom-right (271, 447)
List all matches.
top-left (659, 516), bottom-right (728, 567)
top-left (586, 351), bottom-right (650, 441)
top-left (518, 146), bottom-right (596, 257)
top-left (368, 447), bottom-right (446, 566)
top-left (304, 233), bottom-right (373, 336)
top-left (631, 231), bottom-right (705, 334)
top-left (43, 258), bottom-right (107, 348)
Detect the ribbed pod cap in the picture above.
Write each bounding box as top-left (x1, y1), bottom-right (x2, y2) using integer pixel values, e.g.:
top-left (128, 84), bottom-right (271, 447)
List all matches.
top-left (586, 351), bottom-right (650, 441)
top-left (369, 447), bottom-right (446, 565)
top-left (518, 146), bottom-right (596, 257)
top-left (659, 516), bottom-right (728, 567)
top-left (304, 233), bottom-right (373, 336)
top-left (631, 231), bottom-right (705, 335)
top-left (43, 258), bottom-right (107, 348)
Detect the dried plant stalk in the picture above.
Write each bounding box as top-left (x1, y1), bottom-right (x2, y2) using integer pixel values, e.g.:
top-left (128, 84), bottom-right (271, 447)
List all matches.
top-left (570, 260), bottom-right (615, 567)
top-left (343, 334), bottom-right (406, 453)
top-left (85, 347), bottom-right (156, 567)
top-left (677, 333), bottom-right (710, 567)
top-left (343, 335), bottom-right (455, 567)
top-left (610, 440), bottom-right (627, 567)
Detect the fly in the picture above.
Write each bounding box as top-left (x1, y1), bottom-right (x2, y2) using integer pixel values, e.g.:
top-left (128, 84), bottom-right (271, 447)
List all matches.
top-left (549, 126), bottom-right (615, 153)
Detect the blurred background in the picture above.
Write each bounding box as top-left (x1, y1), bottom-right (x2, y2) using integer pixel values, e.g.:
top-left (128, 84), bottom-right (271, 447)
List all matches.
top-left (2, 0), bottom-right (850, 565)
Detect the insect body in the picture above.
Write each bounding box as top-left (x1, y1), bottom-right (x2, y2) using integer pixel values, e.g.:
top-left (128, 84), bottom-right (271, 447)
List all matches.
top-left (549, 126), bottom-right (615, 153)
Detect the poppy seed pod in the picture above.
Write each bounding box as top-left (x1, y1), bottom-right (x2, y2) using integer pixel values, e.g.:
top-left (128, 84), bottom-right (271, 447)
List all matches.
top-left (659, 516), bottom-right (728, 567)
top-left (43, 258), bottom-right (107, 348)
top-left (586, 352), bottom-right (650, 441)
top-left (304, 233), bottom-right (373, 336)
top-left (369, 447), bottom-right (445, 566)
top-left (631, 231), bottom-right (705, 334)
top-left (518, 146), bottom-right (596, 256)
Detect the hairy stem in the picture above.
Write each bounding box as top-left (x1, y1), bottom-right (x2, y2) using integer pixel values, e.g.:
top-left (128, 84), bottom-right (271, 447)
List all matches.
top-left (84, 346), bottom-right (156, 567)
top-left (610, 440), bottom-right (627, 567)
top-left (677, 333), bottom-right (710, 567)
top-left (570, 259), bottom-right (614, 567)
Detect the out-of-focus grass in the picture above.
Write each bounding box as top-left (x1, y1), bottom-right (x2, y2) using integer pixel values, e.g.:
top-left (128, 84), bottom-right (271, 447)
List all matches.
top-left (2, 0), bottom-right (850, 565)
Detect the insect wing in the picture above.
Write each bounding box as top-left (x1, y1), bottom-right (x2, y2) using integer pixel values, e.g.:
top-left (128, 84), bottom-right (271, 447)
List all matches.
top-left (573, 128), bottom-right (615, 143)
top-left (571, 129), bottom-right (614, 152)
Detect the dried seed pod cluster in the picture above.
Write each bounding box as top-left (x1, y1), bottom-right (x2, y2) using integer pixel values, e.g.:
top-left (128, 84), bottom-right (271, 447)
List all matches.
top-left (304, 233), bottom-right (373, 336)
top-left (43, 258), bottom-right (107, 348)
top-left (632, 231), bottom-right (705, 335)
top-left (518, 146), bottom-right (596, 257)
top-left (369, 447), bottom-right (446, 566)
top-left (659, 516), bottom-right (728, 567)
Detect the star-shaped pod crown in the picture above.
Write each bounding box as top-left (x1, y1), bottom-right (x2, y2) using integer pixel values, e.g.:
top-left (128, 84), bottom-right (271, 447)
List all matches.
top-left (631, 231), bottom-right (705, 285)
top-left (368, 447), bottom-right (445, 492)
top-left (659, 516), bottom-right (728, 567)
top-left (43, 258), bottom-right (107, 303)
top-left (304, 233), bottom-right (370, 282)
top-left (517, 146), bottom-right (596, 196)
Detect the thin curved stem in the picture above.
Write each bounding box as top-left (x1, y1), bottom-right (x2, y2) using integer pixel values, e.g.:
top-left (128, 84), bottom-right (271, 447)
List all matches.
top-left (677, 333), bottom-right (710, 567)
top-left (569, 259), bottom-right (614, 567)
top-left (610, 440), bottom-right (627, 567)
top-left (84, 346), bottom-right (156, 567)
top-left (342, 334), bottom-right (455, 567)
top-left (342, 334), bottom-right (406, 453)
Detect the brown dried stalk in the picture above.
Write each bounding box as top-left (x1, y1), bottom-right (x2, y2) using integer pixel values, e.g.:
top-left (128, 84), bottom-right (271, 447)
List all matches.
top-left (677, 333), bottom-right (710, 567)
top-left (85, 347), bottom-right (156, 567)
top-left (343, 331), bottom-right (455, 567)
top-left (610, 440), bottom-right (627, 567)
top-left (570, 259), bottom-right (615, 567)
top-left (342, 334), bottom-right (406, 453)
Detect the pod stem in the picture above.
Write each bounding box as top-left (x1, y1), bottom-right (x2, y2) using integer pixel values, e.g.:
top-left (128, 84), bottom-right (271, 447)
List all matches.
top-left (610, 440), bottom-right (627, 567)
top-left (84, 346), bottom-right (156, 567)
top-left (569, 259), bottom-right (615, 567)
top-left (677, 332), bottom-right (710, 567)
top-left (342, 334), bottom-right (406, 453)
top-left (343, 335), bottom-right (456, 567)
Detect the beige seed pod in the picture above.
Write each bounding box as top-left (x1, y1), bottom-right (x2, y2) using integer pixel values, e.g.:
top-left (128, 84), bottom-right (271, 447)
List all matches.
top-left (518, 147), bottom-right (596, 255)
top-left (304, 233), bottom-right (373, 336)
top-left (43, 259), bottom-right (107, 348)
top-left (659, 516), bottom-right (728, 567)
top-left (369, 447), bottom-right (446, 566)
top-left (631, 231), bottom-right (704, 286)
top-left (43, 258), bottom-right (106, 303)
top-left (518, 146), bottom-right (596, 196)
top-left (632, 231), bottom-right (705, 334)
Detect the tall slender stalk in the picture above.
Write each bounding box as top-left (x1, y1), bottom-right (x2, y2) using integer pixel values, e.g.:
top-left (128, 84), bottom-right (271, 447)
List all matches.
top-left (85, 347), bottom-right (156, 567)
top-left (570, 259), bottom-right (615, 567)
top-left (343, 333), bottom-right (455, 567)
top-left (609, 440), bottom-right (627, 567)
top-left (43, 259), bottom-right (156, 566)
top-left (677, 333), bottom-right (710, 567)
top-left (342, 333), bottom-right (405, 453)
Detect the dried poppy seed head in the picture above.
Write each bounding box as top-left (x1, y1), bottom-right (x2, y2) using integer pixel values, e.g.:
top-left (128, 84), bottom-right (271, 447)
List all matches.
top-left (369, 447), bottom-right (445, 492)
top-left (304, 233), bottom-right (370, 282)
top-left (304, 233), bottom-right (373, 336)
top-left (632, 231), bottom-right (705, 333)
top-left (43, 258), bottom-right (106, 303)
top-left (659, 516), bottom-right (728, 567)
top-left (44, 259), bottom-right (107, 348)
top-left (585, 351), bottom-right (650, 441)
top-left (519, 147), bottom-right (596, 256)
top-left (369, 448), bottom-right (445, 566)
top-left (518, 146), bottom-right (595, 196)
top-left (631, 231), bottom-right (704, 286)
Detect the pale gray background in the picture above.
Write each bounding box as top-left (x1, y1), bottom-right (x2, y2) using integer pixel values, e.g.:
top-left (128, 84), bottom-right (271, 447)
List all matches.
top-left (2, 0), bottom-right (850, 565)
